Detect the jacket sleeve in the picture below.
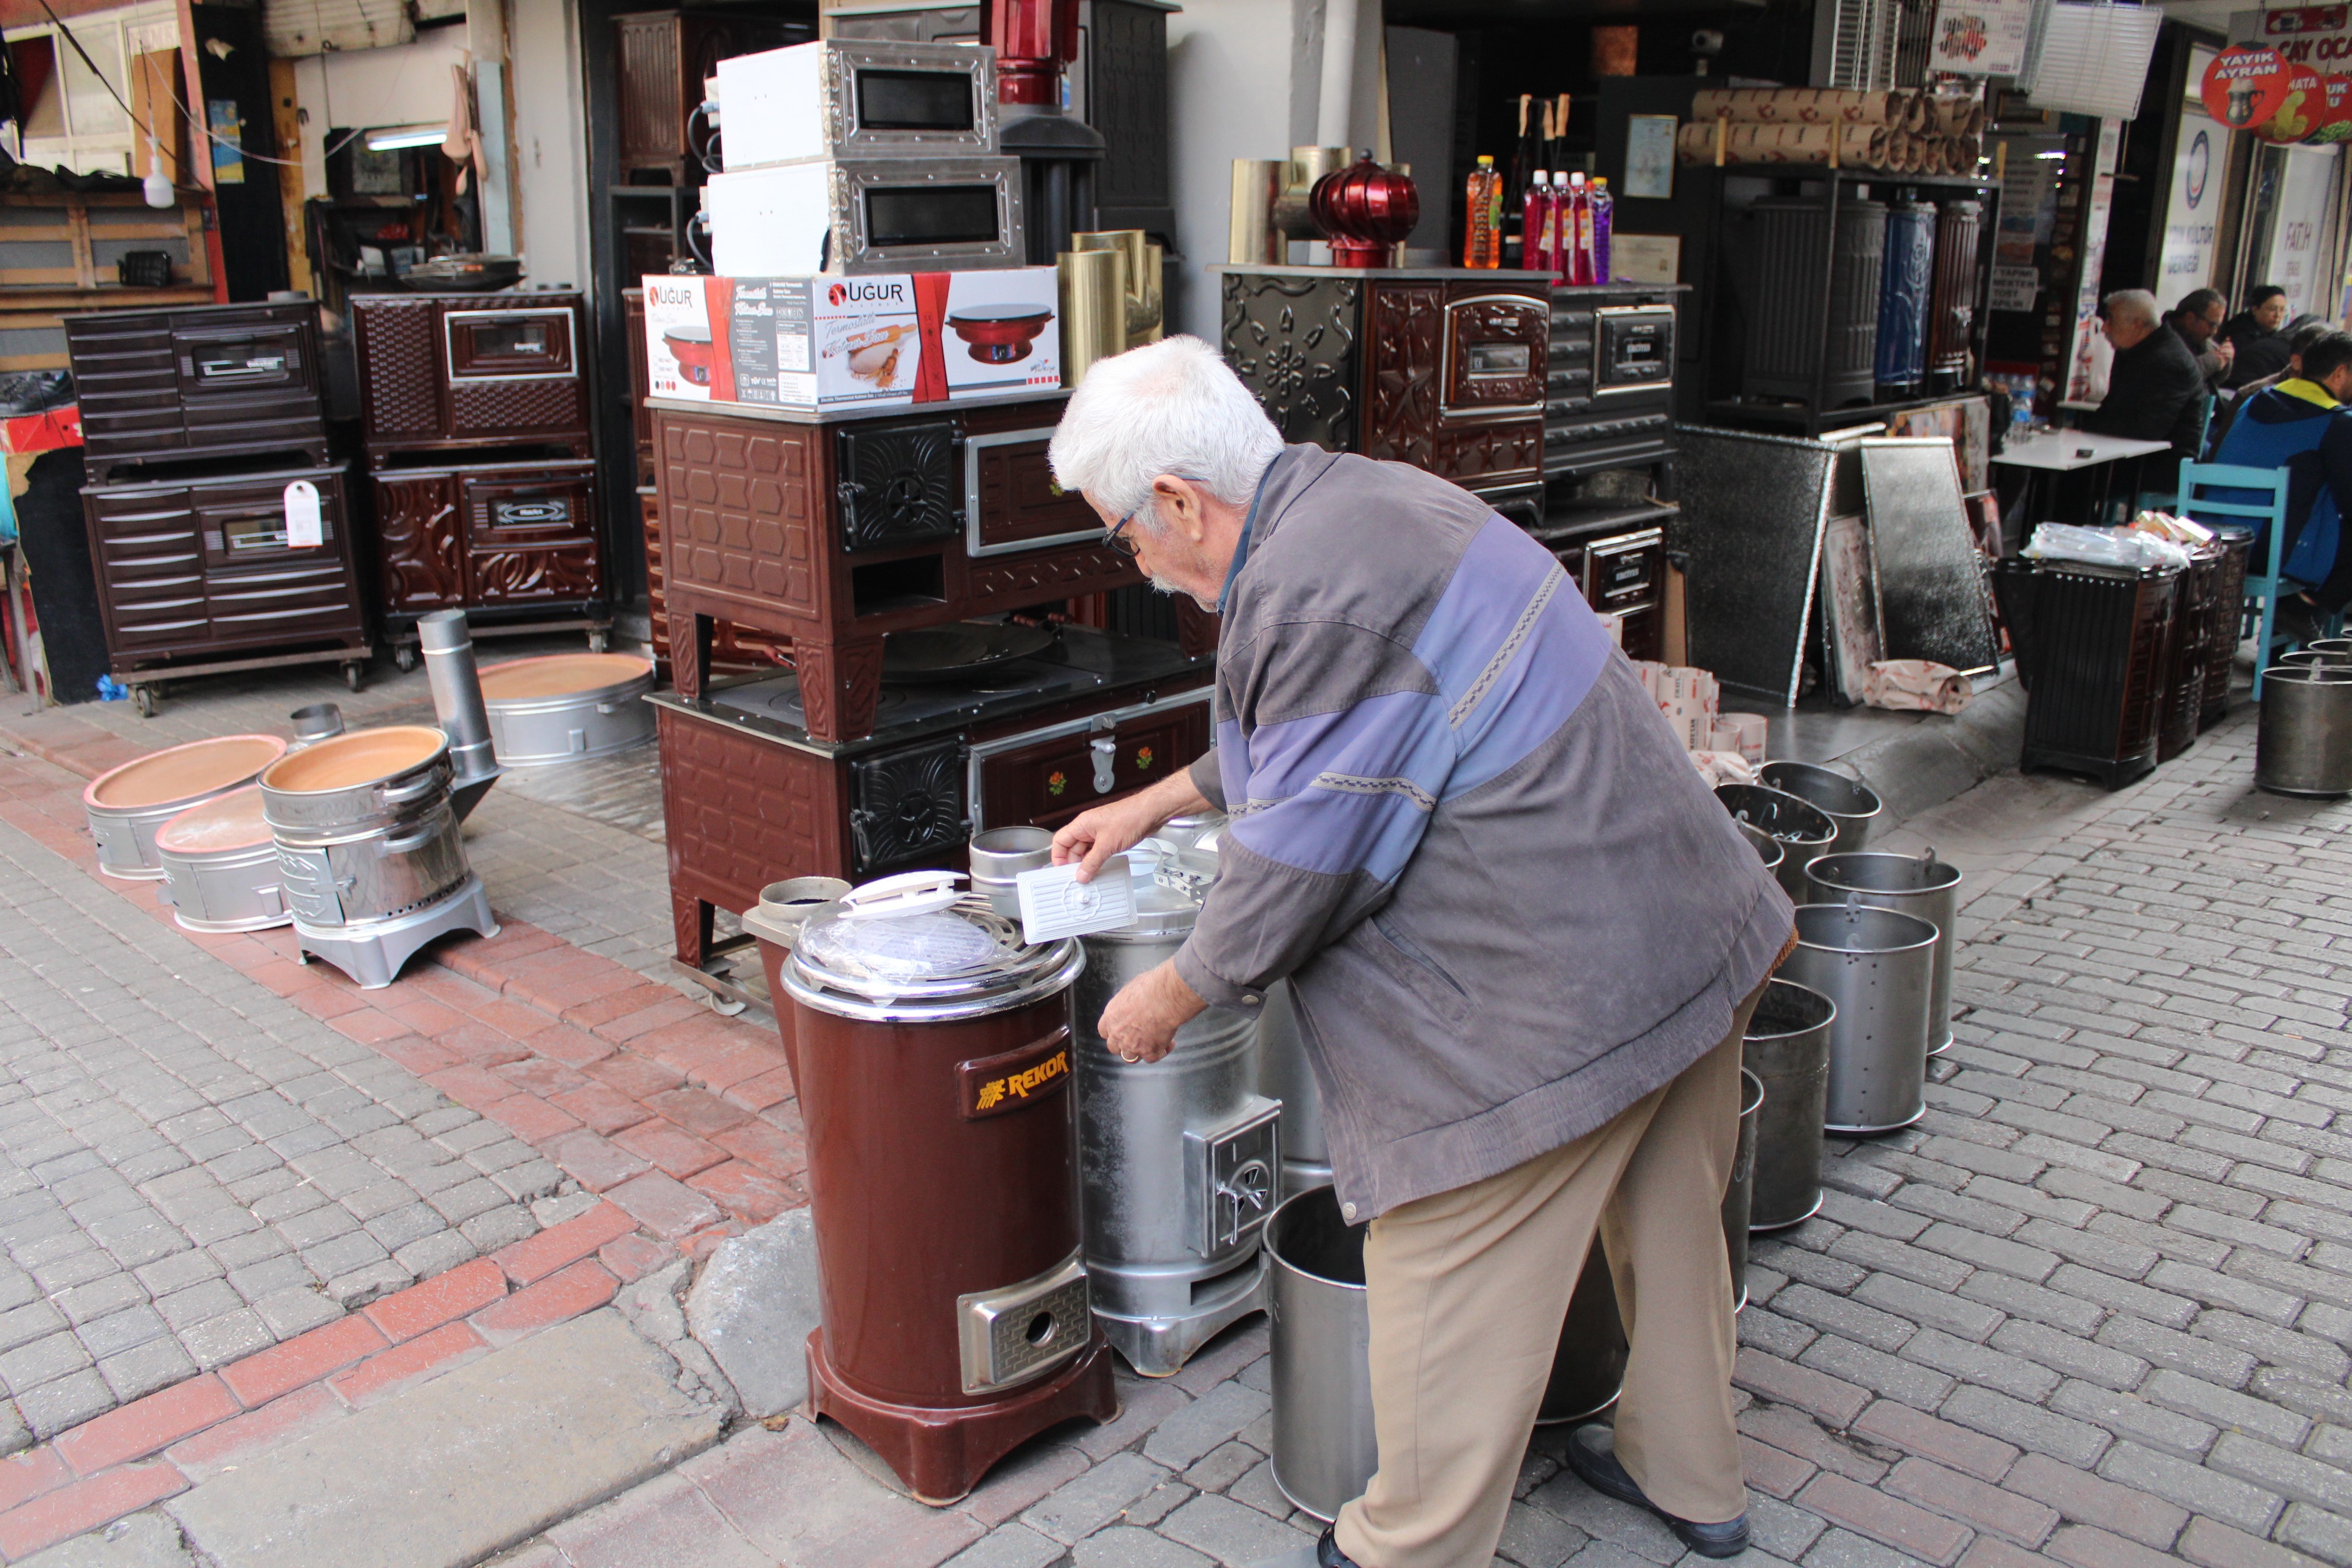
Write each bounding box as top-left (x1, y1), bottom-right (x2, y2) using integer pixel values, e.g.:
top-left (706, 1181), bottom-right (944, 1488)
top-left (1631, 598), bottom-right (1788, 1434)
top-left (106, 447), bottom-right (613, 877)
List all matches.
top-left (1171, 619), bottom-right (1451, 1009)
top-left (2319, 411), bottom-right (2352, 515)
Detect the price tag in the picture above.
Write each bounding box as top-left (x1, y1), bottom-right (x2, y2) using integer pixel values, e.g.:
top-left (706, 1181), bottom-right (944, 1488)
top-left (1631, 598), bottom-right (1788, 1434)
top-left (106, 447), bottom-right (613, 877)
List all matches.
top-left (283, 481), bottom-right (322, 548)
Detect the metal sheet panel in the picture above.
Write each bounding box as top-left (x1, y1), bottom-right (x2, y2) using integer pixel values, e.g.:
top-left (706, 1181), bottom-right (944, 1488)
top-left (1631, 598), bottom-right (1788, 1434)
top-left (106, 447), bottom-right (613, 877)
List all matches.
top-left (1859, 437), bottom-right (1999, 677)
top-left (1668, 424), bottom-right (1836, 706)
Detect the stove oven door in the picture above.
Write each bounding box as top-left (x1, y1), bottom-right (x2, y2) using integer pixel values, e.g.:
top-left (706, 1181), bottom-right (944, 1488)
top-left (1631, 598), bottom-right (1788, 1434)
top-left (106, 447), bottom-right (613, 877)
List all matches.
top-left (1595, 305), bottom-right (1675, 397)
top-left (1440, 293), bottom-right (1548, 418)
top-left (174, 321), bottom-right (306, 403)
top-left (966, 688), bottom-right (1213, 835)
top-left (460, 462), bottom-right (602, 606)
top-left (443, 307), bottom-right (578, 381)
top-left (963, 426), bottom-right (1103, 556)
top-left (835, 416), bottom-right (961, 553)
top-left (849, 737), bottom-right (967, 873)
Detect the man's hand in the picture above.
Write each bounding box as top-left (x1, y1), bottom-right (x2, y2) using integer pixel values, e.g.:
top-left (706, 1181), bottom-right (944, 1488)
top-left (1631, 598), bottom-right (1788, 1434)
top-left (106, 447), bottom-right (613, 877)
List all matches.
top-left (2217, 338), bottom-right (2236, 365)
top-left (1052, 769), bottom-right (1211, 883)
top-left (1097, 961), bottom-right (1208, 1063)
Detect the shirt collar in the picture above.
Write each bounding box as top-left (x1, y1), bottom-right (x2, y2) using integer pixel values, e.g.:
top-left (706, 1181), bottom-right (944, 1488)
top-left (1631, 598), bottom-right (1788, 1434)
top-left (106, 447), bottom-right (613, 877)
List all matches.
top-left (1217, 462), bottom-right (1279, 615)
top-left (2279, 377), bottom-right (2341, 410)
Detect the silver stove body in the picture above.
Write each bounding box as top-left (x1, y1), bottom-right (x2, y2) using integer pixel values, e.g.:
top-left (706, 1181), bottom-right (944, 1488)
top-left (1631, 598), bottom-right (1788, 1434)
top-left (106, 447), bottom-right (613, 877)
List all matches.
top-left (291, 876), bottom-right (498, 991)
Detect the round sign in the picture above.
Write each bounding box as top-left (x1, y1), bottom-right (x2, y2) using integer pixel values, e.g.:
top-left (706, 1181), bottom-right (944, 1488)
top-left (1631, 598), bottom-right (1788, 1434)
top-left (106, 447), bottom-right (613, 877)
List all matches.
top-left (2310, 73), bottom-right (2352, 143)
top-left (2204, 44), bottom-right (2294, 129)
top-left (2258, 63), bottom-right (2327, 142)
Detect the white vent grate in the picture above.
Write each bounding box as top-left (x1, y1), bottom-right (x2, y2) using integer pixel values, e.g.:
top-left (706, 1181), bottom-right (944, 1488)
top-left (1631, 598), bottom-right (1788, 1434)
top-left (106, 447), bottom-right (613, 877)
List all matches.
top-left (263, 0), bottom-right (414, 58)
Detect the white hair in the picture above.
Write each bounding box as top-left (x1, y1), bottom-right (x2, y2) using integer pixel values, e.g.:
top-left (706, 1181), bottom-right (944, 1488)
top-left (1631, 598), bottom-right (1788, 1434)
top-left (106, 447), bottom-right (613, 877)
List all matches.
top-left (1048, 335), bottom-right (1283, 528)
top-left (2104, 289), bottom-right (2160, 329)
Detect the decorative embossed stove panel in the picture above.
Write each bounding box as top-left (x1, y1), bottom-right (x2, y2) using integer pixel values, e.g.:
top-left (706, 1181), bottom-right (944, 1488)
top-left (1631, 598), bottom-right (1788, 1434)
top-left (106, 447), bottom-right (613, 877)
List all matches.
top-left (1219, 267), bottom-right (1548, 508)
top-left (368, 459), bottom-right (604, 630)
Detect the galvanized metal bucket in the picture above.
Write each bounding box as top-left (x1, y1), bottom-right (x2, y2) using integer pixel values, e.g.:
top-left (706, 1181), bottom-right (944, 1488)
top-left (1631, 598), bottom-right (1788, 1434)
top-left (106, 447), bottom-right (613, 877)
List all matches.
top-left (1737, 821), bottom-right (1785, 883)
top-left (1743, 980), bottom-right (1835, 1230)
top-left (1534, 1243), bottom-right (1628, 1426)
top-left (969, 827), bottom-right (1054, 916)
top-left (1257, 982), bottom-right (1330, 1201)
top-left (1716, 784), bottom-right (1837, 901)
top-left (1725, 1068), bottom-right (1764, 1311)
top-left (1781, 901), bottom-right (1936, 1136)
top-left (2281, 648), bottom-right (2352, 671)
top-left (1758, 762), bottom-right (1883, 857)
top-left (1805, 850), bottom-right (1962, 1057)
top-left (1267, 1187), bottom-right (1377, 1523)
top-left (2258, 666), bottom-right (2352, 798)
top-left (83, 734), bottom-right (288, 881)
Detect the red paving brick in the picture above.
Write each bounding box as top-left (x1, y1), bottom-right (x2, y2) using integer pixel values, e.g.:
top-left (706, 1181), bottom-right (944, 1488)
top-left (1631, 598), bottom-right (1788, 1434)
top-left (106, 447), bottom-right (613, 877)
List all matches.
top-left (1739, 1405), bottom-right (1890, 1482)
top-left (1886, 1457), bottom-right (2059, 1547)
top-left (553, 1080), bottom-right (658, 1135)
top-left (482, 1092), bottom-right (584, 1144)
top-left (423, 1064), bottom-right (516, 1112)
top-left (246, 959), bottom-right (323, 998)
top-left (55, 1376), bottom-right (237, 1475)
top-left (371, 1033), bottom-right (462, 1077)
top-left (1798, 1472), bottom-right (1973, 1565)
top-left (584, 1052), bottom-right (685, 1100)
top-left (714, 1116), bottom-right (806, 1179)
top-left (0, 1463), bottom-right (188, 1561)
top-left (690, 1161), bottom-right (795, 1224)
top-left (326, 1007), bottom-right (412, 1047)
top-left (613, 1119), bottom-right (726, 1179)
top-left (329, 1322), bottom-right (488, 1405)
top-left (286, 984), bottom-right (370, 1023)
top-left (560, 981), bottom-right (678, 1030)
top-left (493, 1201), bottom-right (639, 1285)
top-left (2045, 1525), bottom-right (2185, 1568)
top-left (433, 1021), bottom-right (535, 1068)
top-left (727, 1065), bottom-right (799, 1112)
top-left (597, 995), bottom-right (706, 1043)
top-left (384, 997), bottom-right (469, 1037)
top-left (525, 1024), bottom-right (616, 1069)
top-left (607, 1172), bottom-right (725, 1239)
top-left (541, 1128), bottom-right (652, 1191)
top-left (220, 1314), bottom-right (389, 1408)
top-left (494, 1056), bottom-right (592, 1099)
top-left (599, 1233), bottom-right (674, 1284)
top-left (1738, 1435), bottom-right (1818, 1500)
top-left (2004, 1455), bottom-right (2187, 1549)
top-left (1854, 1399), bottom-right (2021, 1484)
top-left (1959, 1540), bottom-right (2054, 1568)
top-left (0, 1448), bottom-right (71, 1513)
top-left (667, 1034), bottom-right (787, 1095)
top-left (645, 1086), bottom-right (752, 1137)
top-left (472, 1260), bottom-right (617, 1344)
top-left (362, 1259), bottom-right (508, 1342)
top-left (475, 998), bottom-right (560, 1041)
top-left (1734, 1350), bottom-right (1873, 1428)
top-left (164, 1384), bottom-right (344, 1480)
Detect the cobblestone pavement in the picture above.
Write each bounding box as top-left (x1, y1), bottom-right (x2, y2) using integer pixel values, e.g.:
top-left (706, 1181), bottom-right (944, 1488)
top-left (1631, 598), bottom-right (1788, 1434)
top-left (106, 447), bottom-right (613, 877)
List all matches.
top-left (0, 789), bottom-right (561, 1452)
top-left (499, 707), bottom-right (2352, 1568)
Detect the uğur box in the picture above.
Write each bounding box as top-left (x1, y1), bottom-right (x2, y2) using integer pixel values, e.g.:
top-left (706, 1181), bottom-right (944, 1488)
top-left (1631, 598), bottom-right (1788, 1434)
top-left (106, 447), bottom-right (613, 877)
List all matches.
top-left (642, 267), bottom-right (1061, 411)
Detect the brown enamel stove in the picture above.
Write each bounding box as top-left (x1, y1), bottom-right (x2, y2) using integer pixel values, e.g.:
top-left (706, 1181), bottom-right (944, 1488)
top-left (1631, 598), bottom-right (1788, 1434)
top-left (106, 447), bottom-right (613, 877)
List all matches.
top-left (779, 879), bottom-right (1114, 1502)
top-left (647, 391), bottom-right (1178, 743)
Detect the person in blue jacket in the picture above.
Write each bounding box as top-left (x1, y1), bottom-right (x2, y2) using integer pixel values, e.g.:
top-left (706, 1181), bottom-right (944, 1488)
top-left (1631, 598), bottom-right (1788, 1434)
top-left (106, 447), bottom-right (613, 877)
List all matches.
top-left (2208, 329), bottom-right (2352, 640)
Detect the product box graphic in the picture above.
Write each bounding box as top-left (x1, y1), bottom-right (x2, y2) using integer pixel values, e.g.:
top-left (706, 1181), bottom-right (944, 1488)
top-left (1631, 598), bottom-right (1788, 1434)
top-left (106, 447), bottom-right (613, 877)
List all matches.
top-left (642, 267), bottom-right (1060, 411)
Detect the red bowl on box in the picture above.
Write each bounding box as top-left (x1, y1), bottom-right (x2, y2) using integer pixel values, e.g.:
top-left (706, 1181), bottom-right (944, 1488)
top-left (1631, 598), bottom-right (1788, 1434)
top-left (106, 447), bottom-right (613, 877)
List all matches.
top-left (664, 328), bottom-right (715, 385)
top-left (946, 306), bottom-right (1052, 364)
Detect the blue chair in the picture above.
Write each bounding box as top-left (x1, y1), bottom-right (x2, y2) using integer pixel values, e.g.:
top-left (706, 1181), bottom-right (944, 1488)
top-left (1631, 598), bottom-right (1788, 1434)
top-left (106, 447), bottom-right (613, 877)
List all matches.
top-left (2177, 460), bottom-right (2291, 697)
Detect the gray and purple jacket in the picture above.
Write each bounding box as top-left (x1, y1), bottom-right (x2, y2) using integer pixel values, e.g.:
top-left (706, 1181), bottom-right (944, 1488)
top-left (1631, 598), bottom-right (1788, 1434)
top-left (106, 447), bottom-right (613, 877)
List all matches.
top-left (1174, 445), bottom-right (1794, 1220)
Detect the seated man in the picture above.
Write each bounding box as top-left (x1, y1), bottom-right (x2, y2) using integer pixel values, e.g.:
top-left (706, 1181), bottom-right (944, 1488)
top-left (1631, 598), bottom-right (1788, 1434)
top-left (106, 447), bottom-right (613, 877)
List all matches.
top-left (2081, 289), bottom-right (2206, 454)
top-left (2207, 329), bottom-right (2352, 639)
top-left (2168, 288), bottom-right (2232, 393)
top-left (2204, 318), bottom-right (2337, 457)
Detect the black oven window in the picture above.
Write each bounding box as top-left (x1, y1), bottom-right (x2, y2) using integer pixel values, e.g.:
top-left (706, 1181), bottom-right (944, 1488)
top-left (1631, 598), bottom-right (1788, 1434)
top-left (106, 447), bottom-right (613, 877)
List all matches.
top-left (224, 515), bottom-right (291, 553)
top-left (488, 497), bottom-right (573, 530)
top-left (855, 69), bottom-right (975, 132)
top-left (1465, 342), bottom-right (1531, 376)
top-left (864, 185), bottom-right (1001, 247)
top-left (465, 321), bottom-right (552, 359)
top-left (194, 341), bottom-right (287, 381)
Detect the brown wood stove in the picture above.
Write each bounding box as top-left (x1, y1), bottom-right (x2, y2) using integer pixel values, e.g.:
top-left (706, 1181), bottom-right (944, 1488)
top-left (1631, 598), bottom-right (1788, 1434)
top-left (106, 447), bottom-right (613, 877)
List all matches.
top-left (780, 880), bottom-right (1116, 1502)
top-left (648, 624), bottom-right (1210, 1001)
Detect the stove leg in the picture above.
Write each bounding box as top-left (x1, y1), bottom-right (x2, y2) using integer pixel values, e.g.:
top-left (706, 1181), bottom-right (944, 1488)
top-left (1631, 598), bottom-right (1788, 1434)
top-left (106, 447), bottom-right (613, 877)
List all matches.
top-left (795, 637), bottom-right (885, 742)
top-left (671, 612), bottom-right (713, 701)
top-left (673, 890), bottom-right (716, 969)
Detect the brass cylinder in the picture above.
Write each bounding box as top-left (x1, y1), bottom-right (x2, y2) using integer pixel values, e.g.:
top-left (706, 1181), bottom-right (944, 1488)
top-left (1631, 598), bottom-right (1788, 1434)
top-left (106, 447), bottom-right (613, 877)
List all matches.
top-left (1074, 230), bottom-right (1164, 348)
top-left (1229, 159), bottom-right (1282, 264)
top-left (1273, 145), bottom-right (1354, 247)
top-left (1059, 248), bottom-right (1126, 387)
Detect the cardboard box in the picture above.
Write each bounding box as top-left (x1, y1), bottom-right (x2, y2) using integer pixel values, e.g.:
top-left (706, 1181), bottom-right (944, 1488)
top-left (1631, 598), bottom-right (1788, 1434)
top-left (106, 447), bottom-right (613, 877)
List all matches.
top-left (642, 268), bottom-right (1061, 412)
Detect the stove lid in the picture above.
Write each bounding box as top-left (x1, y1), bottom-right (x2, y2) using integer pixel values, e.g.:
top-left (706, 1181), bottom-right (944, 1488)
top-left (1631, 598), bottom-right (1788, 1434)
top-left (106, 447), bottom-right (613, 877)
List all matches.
top-left (789, 874), bottom-right (1082, 1019)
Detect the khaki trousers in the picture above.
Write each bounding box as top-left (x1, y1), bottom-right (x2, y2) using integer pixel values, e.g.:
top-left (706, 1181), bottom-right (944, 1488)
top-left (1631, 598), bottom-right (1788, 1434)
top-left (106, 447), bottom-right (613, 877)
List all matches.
top-left (1332, 986), bottom-right (1763, 1568)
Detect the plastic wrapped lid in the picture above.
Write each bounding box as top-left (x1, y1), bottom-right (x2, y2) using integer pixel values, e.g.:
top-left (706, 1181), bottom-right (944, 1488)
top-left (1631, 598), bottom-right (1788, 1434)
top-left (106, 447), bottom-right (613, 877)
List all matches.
top-left (787, 871), bottom-right (1081, 1019)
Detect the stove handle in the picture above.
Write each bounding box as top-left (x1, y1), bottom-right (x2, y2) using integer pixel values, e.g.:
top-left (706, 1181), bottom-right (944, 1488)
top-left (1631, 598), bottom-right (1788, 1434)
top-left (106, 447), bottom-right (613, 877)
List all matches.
top-left (1215, 1158), bottom-right (1273, 1252)
top-left (1089, 737), bottom-right (1118, 794)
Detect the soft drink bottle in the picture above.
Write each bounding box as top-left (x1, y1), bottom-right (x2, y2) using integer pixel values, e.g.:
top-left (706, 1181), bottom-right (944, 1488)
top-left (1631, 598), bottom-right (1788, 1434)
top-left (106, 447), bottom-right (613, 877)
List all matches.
top-left (1464, 155), bottom-right (1497, 268)
top-left (1590, 177), bottom-right (1613, 284)
top-left (1524, 170), bottom-right (1551, 275)
top-left (1550, 172), bottom-right (1571, 281)
top-left (1566, 173), bottom-right (1595, 285)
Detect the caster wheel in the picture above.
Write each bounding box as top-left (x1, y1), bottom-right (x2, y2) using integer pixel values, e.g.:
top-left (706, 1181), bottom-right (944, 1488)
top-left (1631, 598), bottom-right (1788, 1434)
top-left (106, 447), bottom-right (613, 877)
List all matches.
top-left (587, 629), bottom-right (609, 654)
top-left (344, 662), bottom-right (365, 692)
top-left (133, 686), bottom-right (157, 717)
top-left (707, 992), bottom-right (748, 1017)
top-left (394, 646), bottom-right (417, 673)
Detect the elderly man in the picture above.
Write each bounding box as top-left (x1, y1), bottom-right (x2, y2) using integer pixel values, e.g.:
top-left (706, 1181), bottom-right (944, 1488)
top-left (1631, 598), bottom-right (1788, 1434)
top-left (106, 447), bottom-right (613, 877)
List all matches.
top-left (1046, 337), bottom-right (1795, 1568)
top-left (2082, 288), bottom-right (2207, 454)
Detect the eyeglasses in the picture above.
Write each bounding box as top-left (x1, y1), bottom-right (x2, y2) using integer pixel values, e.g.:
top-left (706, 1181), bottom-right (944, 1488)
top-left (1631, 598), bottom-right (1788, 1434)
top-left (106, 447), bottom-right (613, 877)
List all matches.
top-left (1105, 507), bottom-right (1144, 558)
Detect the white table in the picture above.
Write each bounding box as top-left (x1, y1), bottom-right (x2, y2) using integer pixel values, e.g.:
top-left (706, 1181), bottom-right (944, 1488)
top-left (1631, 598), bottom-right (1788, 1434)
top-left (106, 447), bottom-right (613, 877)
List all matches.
top-left (1993, 432), bottom-right (2177, 529)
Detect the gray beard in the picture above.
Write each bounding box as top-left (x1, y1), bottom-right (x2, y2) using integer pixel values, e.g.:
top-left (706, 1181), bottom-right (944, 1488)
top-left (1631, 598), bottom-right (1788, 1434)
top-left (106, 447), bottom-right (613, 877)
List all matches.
top-left (1145, 573), bottom-right (1217, 612)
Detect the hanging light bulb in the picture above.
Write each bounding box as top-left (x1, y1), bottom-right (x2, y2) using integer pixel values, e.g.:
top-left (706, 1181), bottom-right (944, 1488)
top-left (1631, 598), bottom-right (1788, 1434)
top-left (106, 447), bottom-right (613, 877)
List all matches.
top-left (142, 132), bottom-right (172, 208)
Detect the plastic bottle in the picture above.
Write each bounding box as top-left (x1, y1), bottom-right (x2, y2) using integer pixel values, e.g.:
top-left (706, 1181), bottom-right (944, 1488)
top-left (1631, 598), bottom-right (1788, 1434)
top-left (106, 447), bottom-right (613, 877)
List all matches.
top-left (1565, 173), bottom-right (1594, 285)
top-left (1464, 155), bottom-right (1498, 269)
top-left (1546, 172), bottom-right (1569, 282)
top-left (1524, 169), bottom-right (1551, 276)
top-left (1590, 177), bottom-right (1613, 285)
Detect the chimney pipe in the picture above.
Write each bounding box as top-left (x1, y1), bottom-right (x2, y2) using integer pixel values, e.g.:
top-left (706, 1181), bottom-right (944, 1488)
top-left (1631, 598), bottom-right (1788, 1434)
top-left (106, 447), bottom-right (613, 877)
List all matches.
top-left (416, 610), bottom-right (501, 819)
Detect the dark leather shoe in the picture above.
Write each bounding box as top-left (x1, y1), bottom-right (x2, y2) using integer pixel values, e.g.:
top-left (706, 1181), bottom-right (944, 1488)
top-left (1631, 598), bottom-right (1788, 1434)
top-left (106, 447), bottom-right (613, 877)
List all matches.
top-left (1316, 1525), bottom-right (1360, 1567)
top-left (1568, 1423), bottom-right (1751, 1559)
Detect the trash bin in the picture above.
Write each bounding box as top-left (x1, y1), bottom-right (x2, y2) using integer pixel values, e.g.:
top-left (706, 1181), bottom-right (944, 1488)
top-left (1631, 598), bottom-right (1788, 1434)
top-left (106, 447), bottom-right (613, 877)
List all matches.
top-left (1743, 980), bottom-right (1835, 1229)
top-left (1268, 1187), bottom-right (1378, 1522)
top-left (1756, 762), bottom-right (1883, 857)
top-left (1737, 821), bottom-right (1785, 882)
top-left (1997, 556), bottom-right (2183, 790)
top-left (1781, 901), bottom-right (1937, 1135)
top-left (1725, 1069), bottom-right (1764, 1311)
top-left (2257, 665), bottom-right (2352, 798)
top-left (1715, 784), bottom-right (1837, 900)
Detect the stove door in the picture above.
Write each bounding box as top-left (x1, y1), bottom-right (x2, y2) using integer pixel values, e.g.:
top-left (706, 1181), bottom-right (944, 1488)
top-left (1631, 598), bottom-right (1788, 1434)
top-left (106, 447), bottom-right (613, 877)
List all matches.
top-left (964, 426), bottom-right (1104, 556)
top-left (967, 687), bottom-right (1213, 834)
top-left (1596, 305), bottom-right (1675, 397)
top-left (835, 417), bottom-right (961, 553)
top-left (848, 736), bottom-right (967, 872)
top-left (1441, 293), bottom-right (1547, 417)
